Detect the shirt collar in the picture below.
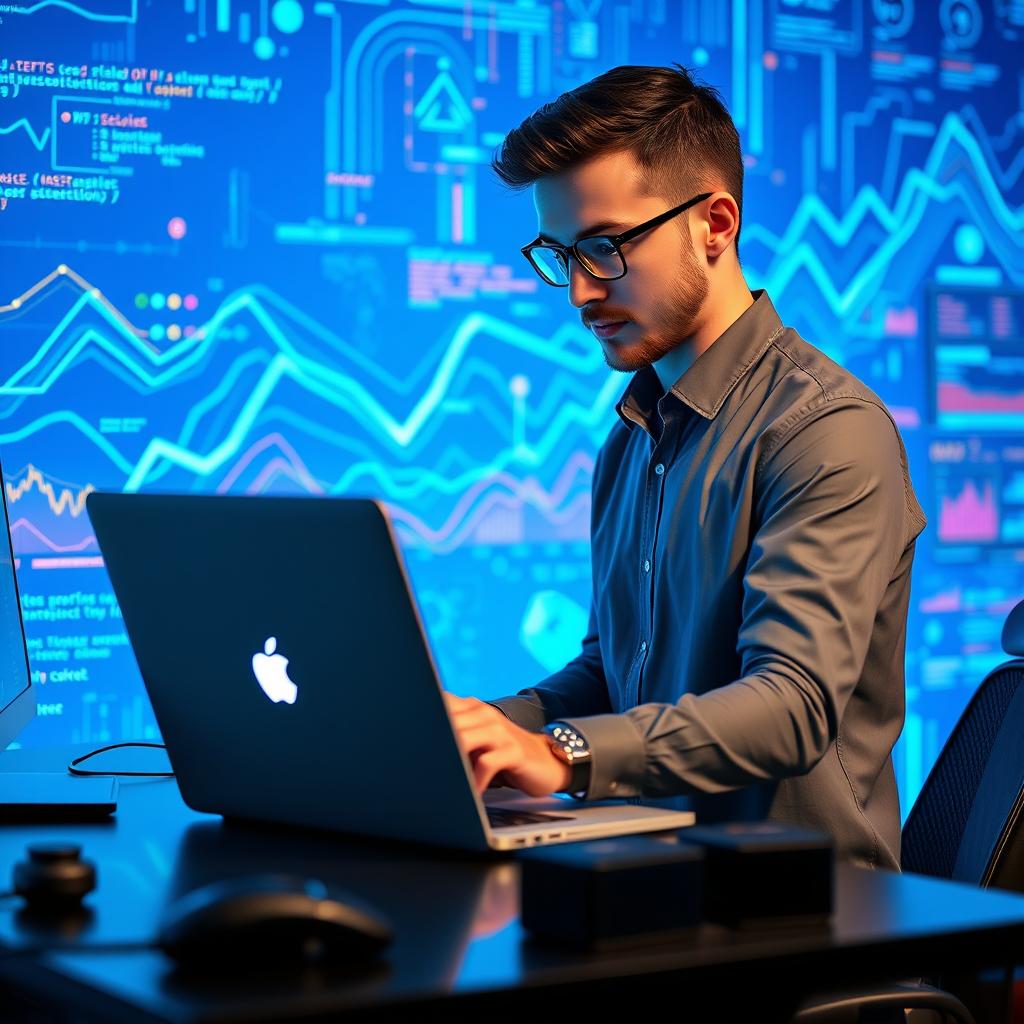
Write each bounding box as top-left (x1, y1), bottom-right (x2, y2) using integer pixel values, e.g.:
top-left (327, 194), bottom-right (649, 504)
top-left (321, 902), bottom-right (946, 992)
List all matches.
top-left (616, 288), bottom-right (784, 430)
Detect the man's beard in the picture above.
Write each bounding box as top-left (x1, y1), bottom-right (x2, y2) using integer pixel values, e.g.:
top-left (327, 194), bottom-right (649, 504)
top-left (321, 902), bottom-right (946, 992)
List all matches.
top-left (600, 238), bottom-right (710, 373)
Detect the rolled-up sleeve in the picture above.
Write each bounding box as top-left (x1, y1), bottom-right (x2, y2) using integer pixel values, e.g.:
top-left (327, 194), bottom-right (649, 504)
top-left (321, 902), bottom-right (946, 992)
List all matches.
top-left (562, 401), bottom-right (913, 801)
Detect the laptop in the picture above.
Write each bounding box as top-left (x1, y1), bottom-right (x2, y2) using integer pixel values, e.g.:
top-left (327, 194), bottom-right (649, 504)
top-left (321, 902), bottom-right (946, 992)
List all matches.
top-left (86, 494), bottom-right (693, 851)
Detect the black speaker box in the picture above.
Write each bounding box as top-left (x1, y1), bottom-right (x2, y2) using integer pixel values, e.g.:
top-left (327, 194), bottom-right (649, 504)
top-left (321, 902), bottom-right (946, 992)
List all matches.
top-left (676, 822), bottom-right (833, 927)
top-left (517, 834), bottom-right (704, 950)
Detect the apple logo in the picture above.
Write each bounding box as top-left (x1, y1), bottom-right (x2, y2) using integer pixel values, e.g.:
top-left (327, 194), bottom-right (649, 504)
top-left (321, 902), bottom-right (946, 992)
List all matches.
top-left (251, 636), bottom-right (298, 704)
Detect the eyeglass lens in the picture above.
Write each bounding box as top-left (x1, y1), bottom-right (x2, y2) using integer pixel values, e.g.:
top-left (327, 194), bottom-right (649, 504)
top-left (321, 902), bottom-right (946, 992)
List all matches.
top-left (531, 237), bottom-right (625, 284)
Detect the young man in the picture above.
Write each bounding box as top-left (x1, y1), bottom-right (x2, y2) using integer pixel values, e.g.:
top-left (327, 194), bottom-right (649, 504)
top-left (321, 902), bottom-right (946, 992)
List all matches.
top-left (444, 64), bottom-right (926, 869)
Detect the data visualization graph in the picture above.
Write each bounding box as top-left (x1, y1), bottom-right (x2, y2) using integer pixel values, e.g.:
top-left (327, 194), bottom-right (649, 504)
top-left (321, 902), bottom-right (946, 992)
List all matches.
top-left (1, 0), bottom-right (1023, 813)
top-left (931, 285), bottom-right (1024, 427)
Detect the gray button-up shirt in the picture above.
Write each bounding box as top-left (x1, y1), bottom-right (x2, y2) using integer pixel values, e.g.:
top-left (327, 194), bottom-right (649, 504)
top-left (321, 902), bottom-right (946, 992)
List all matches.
top-left (492, 289), bottom-right (926, 869)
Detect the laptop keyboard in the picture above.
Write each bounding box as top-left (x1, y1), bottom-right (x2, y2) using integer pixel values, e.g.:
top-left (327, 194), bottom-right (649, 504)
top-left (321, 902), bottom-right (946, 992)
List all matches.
top-left (487, 807), bottom-right (575, 829)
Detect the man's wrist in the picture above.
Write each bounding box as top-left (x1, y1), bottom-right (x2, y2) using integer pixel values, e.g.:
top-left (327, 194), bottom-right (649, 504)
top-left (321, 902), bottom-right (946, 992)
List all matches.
top-left (543, 722), bottom-right (592, 797)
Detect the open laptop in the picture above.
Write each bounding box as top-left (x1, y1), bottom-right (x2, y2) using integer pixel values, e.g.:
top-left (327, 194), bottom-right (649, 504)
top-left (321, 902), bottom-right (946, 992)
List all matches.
top-left (86, 494), bottom-right (693, 850)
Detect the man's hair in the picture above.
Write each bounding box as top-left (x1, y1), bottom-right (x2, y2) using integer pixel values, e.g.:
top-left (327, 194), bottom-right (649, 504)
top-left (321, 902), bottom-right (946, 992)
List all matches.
top-left (491, 63), bottom-right (744, 262)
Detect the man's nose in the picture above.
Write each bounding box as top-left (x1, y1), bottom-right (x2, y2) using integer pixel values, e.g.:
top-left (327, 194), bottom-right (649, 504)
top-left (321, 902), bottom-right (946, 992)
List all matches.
top-left (567, 257), bottom-right (609, 309)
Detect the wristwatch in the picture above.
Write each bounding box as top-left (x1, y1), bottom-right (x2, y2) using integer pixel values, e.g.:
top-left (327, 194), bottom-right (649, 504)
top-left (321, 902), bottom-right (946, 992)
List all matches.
top-left (544, 721), bottom-right (592, 798)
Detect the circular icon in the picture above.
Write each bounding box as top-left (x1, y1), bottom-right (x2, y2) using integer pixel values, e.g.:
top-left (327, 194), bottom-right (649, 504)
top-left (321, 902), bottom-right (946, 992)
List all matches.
top-left (271, 0), bottom-right (303, 33)
top-left (940, 0), bottom-right (982, 49)
top-left (954, 224), bottom-right (984, 265)
top-left (873, 0), bottom-right (914, 40)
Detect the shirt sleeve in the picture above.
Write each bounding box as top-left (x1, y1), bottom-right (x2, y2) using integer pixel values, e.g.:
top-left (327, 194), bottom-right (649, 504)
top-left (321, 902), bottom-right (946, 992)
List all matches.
top-left (560, 400), bottom-right (920, 801)
top-left (488, 602), bottom-right (613, 733)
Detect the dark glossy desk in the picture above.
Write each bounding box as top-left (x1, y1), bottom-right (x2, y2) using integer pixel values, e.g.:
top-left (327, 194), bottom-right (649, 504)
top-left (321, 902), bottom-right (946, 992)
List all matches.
top-left (3, 746), bottom-right (1024, 1023)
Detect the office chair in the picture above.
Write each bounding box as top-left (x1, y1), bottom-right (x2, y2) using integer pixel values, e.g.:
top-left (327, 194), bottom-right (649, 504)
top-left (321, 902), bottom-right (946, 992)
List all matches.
top-left (793, 597), bottom-right (1024, 1024)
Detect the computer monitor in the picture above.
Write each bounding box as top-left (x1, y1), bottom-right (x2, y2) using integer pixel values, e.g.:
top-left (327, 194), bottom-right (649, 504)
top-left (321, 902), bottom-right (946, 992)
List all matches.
top-left (0, 455), bottom-right (34, 750)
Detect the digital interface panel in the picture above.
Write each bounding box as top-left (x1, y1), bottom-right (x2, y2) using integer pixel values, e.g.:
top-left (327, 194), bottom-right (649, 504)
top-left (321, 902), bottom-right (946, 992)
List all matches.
top-left (1, 0), bottom-right (1022, 813)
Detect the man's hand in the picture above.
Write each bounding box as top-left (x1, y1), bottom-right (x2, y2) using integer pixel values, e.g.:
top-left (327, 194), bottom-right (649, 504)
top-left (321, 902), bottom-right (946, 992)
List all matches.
top-left (443, 693), bottom-right (572, 797)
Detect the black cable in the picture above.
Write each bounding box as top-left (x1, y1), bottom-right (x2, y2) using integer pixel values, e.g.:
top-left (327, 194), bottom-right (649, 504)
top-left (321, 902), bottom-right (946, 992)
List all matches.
top-left (67, 742), bottom-right (174, 778)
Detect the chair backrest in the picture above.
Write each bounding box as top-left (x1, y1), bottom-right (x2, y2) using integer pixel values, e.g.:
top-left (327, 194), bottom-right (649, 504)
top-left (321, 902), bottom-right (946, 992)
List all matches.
top-left (901, 659), bottom-right (1024, 887)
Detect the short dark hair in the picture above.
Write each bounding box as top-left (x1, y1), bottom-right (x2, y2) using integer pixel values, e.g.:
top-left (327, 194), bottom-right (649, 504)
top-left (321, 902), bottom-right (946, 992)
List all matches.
top-left (491, 63), bottom-right (744, 262)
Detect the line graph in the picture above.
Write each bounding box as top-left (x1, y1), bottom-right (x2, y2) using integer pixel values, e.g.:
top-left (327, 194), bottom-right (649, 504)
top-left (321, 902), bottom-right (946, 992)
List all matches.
top-left (745, 112), bottom-right (1024, 310)
top-left (6, 0), bottom-right (138, 23)
top-left (0, 118), bottom-right (50, 151)
top-left (5, 464), bottom-right (93, 517)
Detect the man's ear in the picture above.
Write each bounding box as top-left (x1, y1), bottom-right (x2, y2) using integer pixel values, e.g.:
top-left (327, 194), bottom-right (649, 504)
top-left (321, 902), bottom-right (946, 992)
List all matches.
top-left (703, 192), bottom-right (740, 259)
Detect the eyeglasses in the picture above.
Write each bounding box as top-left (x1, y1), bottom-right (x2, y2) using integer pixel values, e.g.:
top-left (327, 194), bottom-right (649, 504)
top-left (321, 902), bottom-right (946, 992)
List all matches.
top-left (521, 192), bottom-right (713, 287)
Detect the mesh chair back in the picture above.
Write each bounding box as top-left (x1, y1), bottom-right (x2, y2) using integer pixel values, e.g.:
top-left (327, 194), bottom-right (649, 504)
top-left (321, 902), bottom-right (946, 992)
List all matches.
top-left (901, 660), bottom-right (1024, 887)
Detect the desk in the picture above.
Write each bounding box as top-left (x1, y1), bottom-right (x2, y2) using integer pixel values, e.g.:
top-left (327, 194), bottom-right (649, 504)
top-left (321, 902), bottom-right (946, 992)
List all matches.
top-left (3, 745), bottom-right (1024, 1023)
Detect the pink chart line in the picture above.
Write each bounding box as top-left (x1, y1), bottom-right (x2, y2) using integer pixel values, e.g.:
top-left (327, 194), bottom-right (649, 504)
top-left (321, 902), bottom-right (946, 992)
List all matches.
top-left (11, 517), bottom-right (98, 554)
top-left (217, 432), bottom-right (324, 494)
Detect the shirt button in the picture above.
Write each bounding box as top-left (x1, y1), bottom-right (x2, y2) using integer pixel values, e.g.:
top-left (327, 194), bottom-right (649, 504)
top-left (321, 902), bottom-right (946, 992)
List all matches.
top-left (643, 559), bottom-right (651, 573)
top-left (640, 640), bottom-right (647, 653)
top-left (654, 463), bottom-right (665, 476)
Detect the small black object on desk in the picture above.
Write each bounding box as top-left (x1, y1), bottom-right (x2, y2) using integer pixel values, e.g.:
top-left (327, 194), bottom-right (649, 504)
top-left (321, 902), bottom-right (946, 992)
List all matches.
top-left (13, 842), bottom-right (97, 910)
top-left (517, 822), bottom-right (834, 951)
top-left (518, 833), bottom-right (705, 950)
top-left (678, 821), bottom-right (834, 927)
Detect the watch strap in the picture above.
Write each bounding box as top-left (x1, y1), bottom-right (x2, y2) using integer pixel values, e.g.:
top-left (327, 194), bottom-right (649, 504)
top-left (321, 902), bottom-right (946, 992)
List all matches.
top-left (564, 757), bottom-right (591, 798)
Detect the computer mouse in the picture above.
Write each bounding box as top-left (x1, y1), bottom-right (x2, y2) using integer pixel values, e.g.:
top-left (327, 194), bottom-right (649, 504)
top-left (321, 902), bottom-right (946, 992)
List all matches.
top-left (157, 874), bottom-right (394, 966)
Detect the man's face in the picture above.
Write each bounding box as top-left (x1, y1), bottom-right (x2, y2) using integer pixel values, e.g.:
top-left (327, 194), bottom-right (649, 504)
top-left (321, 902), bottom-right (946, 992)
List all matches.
top-left (533, 150), bottom-right (710, 372)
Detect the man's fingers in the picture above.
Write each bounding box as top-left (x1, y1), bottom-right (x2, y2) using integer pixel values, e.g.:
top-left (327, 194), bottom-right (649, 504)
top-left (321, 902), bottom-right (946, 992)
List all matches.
top-left (456, 723), bottom-right (512, 757)
top-left (449, 708), bottom-right (502, 732)
top-left (444, 694), bottom-right (508, 733)
top-left (472, 751), bottom-right (511, 793)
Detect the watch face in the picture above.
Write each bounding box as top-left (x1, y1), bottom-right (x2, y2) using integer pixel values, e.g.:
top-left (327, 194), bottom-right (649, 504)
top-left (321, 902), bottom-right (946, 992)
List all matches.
top-left (547, 736), bottom-right (573, 764)
top-left (546, 724), bottom-right (590, 763)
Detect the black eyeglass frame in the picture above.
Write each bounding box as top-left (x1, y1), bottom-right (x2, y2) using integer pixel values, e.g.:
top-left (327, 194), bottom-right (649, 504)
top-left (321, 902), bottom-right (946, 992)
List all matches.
top-left (521, 191), bottom-right (714, 287)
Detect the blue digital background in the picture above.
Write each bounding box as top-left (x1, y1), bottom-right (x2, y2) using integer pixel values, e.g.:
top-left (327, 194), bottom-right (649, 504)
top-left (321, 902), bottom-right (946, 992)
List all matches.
top-left (1, 0), bottom-right (1022, 816)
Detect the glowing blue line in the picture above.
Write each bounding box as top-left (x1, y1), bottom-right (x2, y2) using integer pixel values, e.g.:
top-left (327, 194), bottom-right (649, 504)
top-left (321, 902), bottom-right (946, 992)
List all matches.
top-left (0, 119), bottom-right (50, 150)
top-left (744, 113), bottom-right (1024, 311)
top-left (747, 0), bottom-right (761, 154)
top-left (959, 104), bottom-right (1024, 192)
top-left (123, 308), bottom-right (621, 490)
top-left (882, 119), bottom-right (935, 202)
top-left (0, 412), bottom-right (133, 473)
top-left (315, 3), bottom-right (342, 220)
top-left (9, 0), bottom-right (137, 21)
top-left (821, 50), bottom-right (836, 170)
top-left (731, 0), bottom-right (747, 129)
top-left (934, 265), bottom-right (1002, 286)
top-left (840, 93), bottom-right (906, 210)
top-left (801, 124), bottom-right (817, 195)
